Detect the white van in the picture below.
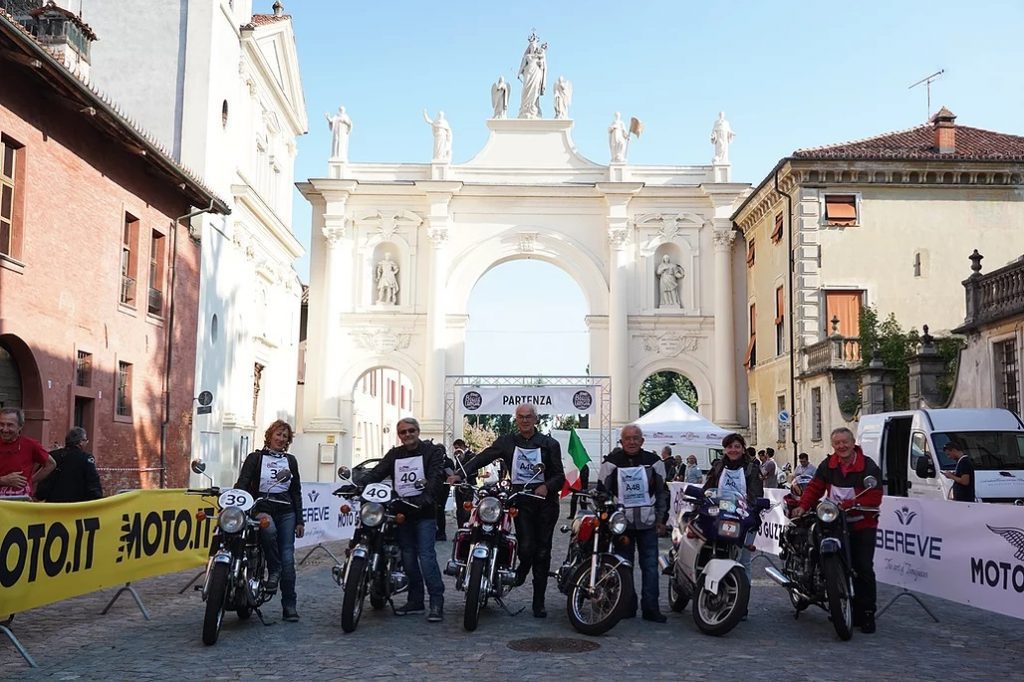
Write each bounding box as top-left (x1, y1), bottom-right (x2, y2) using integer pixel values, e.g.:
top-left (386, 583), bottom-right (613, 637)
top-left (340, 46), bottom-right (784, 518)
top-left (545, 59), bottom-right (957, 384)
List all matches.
top-left (856, 408), bottom-right (1024, 503)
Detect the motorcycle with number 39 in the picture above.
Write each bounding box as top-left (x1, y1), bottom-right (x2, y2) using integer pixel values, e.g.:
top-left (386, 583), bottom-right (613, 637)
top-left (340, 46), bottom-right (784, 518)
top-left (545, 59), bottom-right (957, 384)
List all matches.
top-left (186, 459), bottom-right (280, 646)
top-left (332, 465), bottom-right (422, 633)
top-left (663, 485), bottom-right (769, 636)
top-left (765, 476), bottom-right (879, 640)
top-left (555, 488), bottom-right (634, 635)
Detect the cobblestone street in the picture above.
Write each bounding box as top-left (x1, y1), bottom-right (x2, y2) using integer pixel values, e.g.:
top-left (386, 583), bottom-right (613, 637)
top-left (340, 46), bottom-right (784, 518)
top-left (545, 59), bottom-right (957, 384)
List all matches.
top-left (2, 503), bottom-right (1019, 681)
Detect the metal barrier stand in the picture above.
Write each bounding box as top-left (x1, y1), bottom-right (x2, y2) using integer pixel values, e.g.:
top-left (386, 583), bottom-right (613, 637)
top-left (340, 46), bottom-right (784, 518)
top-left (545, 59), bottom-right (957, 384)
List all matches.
top-left (298, 542), bottom-right (343, 567)
top-left (876, 588), bottom-right (940, 622)
top-left (100, 582), bottom-right (152, 621)
top-left (1, 614), bottom-right (37, 668)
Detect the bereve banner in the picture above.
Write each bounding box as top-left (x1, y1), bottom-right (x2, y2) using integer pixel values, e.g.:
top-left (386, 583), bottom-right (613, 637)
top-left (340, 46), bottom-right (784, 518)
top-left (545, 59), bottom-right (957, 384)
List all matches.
top-left (0, 490), bottom-right (214, 614)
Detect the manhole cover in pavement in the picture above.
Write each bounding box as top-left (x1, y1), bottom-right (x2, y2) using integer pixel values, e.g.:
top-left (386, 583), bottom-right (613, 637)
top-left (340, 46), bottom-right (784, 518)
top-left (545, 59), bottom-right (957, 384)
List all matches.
top-left (507, 637), bottom-right (601, 653)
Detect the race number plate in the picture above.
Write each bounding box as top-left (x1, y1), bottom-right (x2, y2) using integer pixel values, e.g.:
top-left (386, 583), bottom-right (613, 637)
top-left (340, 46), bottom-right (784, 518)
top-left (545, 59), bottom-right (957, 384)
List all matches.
top-left (362, 482), bottom-right (392, 503)
top-left (218, 488), bottom-right (255, 511)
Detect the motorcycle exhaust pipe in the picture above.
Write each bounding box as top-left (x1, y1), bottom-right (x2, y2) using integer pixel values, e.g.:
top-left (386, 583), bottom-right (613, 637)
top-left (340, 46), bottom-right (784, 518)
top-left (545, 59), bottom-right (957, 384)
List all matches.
top-left (764, 566), bottom-right (792, 588)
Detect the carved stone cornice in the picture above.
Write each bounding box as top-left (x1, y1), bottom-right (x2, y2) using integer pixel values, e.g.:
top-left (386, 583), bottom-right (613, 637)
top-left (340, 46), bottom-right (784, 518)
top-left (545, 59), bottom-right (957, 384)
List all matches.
top-left (636, 332), bottom-right (700, 357)
top-left (351, 327), bottom-right (413, 354)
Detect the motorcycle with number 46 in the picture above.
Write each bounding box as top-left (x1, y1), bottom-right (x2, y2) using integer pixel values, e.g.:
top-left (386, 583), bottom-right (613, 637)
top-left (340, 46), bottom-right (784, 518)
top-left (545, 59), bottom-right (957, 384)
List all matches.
top-left (765, 476), bottom-right (880, 640)
top-left (662, 485), bottom-right (769, 636)
top-left (332, 466), bottom-right (422, 633)
top-left (186, 459), bottom-right (281, 646)
top-left (445, 462), bottom-right (546, 631)
top-left (555, 488), bottom-right (634, 635)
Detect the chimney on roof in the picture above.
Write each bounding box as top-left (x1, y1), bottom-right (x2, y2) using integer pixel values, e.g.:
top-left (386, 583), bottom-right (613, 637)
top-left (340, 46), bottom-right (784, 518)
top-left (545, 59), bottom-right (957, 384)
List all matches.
top-left (272, 1), bottom-right (284, 16)
top-left (931, 106), bottom-right (956, 155)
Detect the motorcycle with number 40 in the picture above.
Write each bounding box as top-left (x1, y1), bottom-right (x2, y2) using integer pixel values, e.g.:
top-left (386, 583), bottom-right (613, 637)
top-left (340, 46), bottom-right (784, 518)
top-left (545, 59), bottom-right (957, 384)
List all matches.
top-left (765, 476), bottom-right (880, 640)
top-left (332, 465), bottom-right (422, 633)
top-left (186, 459), bottom-right (281, 646)
top-left (555, 488), bottom-right (634, 635)
top-left (662, 485), bottom-right (769, 636)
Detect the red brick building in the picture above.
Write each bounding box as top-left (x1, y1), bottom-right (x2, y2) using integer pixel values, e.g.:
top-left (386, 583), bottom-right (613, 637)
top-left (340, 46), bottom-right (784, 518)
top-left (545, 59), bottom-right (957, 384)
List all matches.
top-left (0, 7), bottom-right (229, 490)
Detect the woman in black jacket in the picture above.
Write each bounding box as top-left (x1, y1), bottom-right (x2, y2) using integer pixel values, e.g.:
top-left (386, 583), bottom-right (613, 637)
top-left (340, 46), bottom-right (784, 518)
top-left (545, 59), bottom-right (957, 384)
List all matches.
top-left (703, 432), bottom-right (763, 581)
top-left (235, 420), bottom-right (304, 622)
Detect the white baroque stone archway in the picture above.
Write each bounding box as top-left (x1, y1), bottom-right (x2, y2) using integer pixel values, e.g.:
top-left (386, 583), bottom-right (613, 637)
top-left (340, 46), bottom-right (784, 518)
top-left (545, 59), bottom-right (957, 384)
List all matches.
top-left (295, 117), bottom-right (748, 471)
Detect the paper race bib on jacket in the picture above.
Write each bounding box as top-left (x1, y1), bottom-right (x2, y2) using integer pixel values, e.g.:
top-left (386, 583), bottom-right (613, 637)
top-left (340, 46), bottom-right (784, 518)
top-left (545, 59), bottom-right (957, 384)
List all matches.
top-left (394, 456), bottom-right (425, 498)
top-left (259, 453), bottom-right (290, 494)
top-left (512, 447), bottom-right (542, 485)
top-left (719, 467), bottom-right (747, 497)
top-left (617, 466), bottom-right (652, 508)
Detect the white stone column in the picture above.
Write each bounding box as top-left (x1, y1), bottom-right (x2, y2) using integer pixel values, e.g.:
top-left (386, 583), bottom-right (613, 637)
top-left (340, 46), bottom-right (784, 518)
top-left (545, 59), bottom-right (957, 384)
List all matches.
top-left (416, 182), bottom-right (460, 440)
top-left (608, 227), bottom-right (631, 424)
top-left (308, 219), bottom-right (351, 433)
top-left (712, 226), bottom-right (739, 427)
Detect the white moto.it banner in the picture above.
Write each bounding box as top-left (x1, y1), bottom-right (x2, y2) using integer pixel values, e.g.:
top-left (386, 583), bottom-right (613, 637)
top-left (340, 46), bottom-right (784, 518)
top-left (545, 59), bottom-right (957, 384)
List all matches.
top-left (749, 492), bottom-right (1024, 621)
top-left (295, 481), bottom-right (358, 548)
top-left (458, 385), bottom-right (598, 415)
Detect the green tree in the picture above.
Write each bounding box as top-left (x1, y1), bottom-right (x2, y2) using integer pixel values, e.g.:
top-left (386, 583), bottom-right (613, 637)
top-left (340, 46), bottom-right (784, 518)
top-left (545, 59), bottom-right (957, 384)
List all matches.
top-left (639, 371), bottom-right (698, 416)
top-left (461, 417), bottom-right (499, 453)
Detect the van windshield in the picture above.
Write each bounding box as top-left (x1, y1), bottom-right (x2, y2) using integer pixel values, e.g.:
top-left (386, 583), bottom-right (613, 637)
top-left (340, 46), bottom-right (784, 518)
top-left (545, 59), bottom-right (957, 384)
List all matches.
top-left (932, 432), bottom-right (1024, 471)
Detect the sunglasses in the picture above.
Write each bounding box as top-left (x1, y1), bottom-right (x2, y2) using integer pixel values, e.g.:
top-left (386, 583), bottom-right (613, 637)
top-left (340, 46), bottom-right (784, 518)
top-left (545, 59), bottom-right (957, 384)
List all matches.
top-left (397, 428), bottom-right (418, 436)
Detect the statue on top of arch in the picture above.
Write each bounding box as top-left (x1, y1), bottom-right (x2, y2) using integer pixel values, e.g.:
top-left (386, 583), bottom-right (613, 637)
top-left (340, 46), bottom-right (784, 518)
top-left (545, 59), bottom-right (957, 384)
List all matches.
top-left (376, 253), bottom-right (400, 305)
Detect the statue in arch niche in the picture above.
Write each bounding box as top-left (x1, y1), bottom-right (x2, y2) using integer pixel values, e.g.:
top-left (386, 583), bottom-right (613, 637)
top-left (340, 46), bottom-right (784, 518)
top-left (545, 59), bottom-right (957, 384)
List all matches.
top-left (376, 253), bottom-right (400, 305)
top-left (657, 254), bottom-right (685, 308)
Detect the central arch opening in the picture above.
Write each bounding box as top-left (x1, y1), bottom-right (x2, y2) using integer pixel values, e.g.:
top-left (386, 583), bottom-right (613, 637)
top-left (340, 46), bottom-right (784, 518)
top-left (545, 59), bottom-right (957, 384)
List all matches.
top-left (464, 260), bottom-right (589, 376)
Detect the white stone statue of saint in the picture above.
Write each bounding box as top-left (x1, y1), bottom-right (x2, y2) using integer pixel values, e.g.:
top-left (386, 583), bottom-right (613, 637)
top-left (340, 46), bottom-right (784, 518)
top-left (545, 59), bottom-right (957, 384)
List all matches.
top-left (553, 76), bottom-right (572, 119)
top-left (710, 111), bottom-right (736, 164)
top-left (422, 109), bottom-right (452, 162)
top-left (657, 254), bottom-right (685, 308)
top-left (325, 106), bottom-right (352, 161)
top-left (375, 253), bottom-right (400, 305)
top-left (608, 112), bottom-right (628, 163)
top-left (517, 33), bottom-right (547, 119)
top-left (491, 76), bottom-right (510, 119)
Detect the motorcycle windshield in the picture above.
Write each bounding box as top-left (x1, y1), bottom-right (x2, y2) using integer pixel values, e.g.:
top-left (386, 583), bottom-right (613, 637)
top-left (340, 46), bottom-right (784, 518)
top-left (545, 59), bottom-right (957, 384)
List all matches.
top-left (705, 488), bottom-right (746, 516)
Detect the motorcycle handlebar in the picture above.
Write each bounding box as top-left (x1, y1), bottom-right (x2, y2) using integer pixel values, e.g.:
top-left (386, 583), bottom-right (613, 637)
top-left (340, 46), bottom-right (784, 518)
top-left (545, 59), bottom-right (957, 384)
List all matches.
top-left (186, 487), bottom-right (220, 496)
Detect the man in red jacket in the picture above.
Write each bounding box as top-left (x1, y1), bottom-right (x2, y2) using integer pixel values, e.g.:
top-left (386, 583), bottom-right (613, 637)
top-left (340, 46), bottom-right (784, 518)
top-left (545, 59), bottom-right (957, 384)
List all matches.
top-left (792, 427), bottom-right (883, 634)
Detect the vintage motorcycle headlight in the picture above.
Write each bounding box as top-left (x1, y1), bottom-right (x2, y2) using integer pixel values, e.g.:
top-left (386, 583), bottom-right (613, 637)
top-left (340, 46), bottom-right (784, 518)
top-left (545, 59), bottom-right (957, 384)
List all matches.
top-left (816, 500), bottom-right (840, 523)
top-left (609, 511), bottom-right (628, 535)
top-left (478, 496), bottom-right (502, 524)
top-left (218, 506), bottom-right (246, 534)
top-left (360, 501), bottom-right (385, 527)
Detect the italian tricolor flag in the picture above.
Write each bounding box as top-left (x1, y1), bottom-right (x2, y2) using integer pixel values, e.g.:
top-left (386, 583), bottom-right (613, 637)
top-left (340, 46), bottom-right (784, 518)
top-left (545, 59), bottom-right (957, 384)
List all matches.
top-left (561, 428), bottom-right (592, 497)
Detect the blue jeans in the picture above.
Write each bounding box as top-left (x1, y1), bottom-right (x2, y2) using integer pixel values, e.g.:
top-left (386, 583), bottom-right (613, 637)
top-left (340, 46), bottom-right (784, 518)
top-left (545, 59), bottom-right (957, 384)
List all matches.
top-left (258, 508), bottom-right (297, 609)
top-left (396, 517), bottom-right (445, 607)
top-left (616, 526), bottom-right (660, 614)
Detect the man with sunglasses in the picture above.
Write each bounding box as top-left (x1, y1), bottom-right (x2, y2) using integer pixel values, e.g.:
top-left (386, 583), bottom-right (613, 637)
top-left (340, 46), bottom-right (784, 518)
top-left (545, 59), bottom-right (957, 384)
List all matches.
top-left (449, 403), bottom-right (565, 618)
top-left (362, 417), bottom-right (446, 622)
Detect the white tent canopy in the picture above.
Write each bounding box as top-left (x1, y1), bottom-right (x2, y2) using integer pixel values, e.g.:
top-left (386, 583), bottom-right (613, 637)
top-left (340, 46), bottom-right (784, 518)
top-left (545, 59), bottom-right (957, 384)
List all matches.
top-left (631, 394), bottom-right (731, 448)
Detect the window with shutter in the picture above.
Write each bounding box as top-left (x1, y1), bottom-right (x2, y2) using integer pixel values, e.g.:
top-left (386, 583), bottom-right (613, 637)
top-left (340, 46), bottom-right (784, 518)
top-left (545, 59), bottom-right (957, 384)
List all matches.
top-left (824, 195), bottom-right (857, 226)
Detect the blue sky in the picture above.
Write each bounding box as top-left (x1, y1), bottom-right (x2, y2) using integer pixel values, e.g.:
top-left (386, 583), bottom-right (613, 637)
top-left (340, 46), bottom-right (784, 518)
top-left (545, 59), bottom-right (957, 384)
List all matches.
top-left (286, 0), bottom-right (1024, 376)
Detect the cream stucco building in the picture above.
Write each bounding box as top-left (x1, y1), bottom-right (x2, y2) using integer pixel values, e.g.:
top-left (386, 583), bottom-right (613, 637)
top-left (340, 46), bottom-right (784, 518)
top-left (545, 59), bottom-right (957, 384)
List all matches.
top-left (78, 0), bottom-right (309, 485)
top-left (734, 109), bottom-right (1024, 462)
top-left (295, 110), bottom-right (750, 478)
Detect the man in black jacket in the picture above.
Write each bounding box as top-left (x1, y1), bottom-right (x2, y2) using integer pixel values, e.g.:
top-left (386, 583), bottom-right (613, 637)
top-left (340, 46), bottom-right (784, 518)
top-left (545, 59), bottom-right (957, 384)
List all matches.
top-left (450, 403), bottom-right (566, 618)
top-left (363, 417), bottom-right (446, 622)
top-left (36, 427), bottom-right (103, 502)
top-left (599, 424), bottom-right (669, 622)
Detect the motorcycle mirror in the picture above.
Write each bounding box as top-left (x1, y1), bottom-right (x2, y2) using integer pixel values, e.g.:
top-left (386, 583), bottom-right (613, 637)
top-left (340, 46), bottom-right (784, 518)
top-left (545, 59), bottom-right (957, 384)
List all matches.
top-left (190, 459), bottom-right (207, 475)
top-left (337, 466), bottom-right (352, 480)
top-left (414, 479), bottom-right (426, 491)
top-left (275, 469), bottom-right (293, 483)
top-left (863, 475), bottom-right (879, 490)
top-left (532, 462), bottom-right (546, 473)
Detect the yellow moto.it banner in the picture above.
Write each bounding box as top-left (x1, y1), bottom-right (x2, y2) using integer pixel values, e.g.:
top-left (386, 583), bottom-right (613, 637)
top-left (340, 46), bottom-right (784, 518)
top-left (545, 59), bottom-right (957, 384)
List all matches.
top-left (0, 489), bottom-right (216, 614)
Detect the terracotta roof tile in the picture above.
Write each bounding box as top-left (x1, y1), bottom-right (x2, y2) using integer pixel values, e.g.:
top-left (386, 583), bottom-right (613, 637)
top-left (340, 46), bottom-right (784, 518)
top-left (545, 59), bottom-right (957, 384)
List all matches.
top-left (794, 121), bottom-right (1024, 162)
top-left (248, 13), bottom-right (291, 27)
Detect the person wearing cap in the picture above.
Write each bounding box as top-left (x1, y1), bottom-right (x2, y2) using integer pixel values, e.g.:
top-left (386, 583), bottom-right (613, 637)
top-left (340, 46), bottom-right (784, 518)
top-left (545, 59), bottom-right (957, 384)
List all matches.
top-left (941, 438), bottom-right (975, 502)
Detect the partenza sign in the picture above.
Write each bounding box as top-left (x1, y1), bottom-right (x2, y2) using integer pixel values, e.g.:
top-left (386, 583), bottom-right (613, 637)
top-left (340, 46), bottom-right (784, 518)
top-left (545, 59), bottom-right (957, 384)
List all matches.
top-left (459, 386), bottom-right (598, 415)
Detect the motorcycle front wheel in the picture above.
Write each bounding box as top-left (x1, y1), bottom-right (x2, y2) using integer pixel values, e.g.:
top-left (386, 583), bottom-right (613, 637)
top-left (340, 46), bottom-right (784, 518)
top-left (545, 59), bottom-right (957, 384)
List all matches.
top-left (463, 556), bottom-right (487, 632)
top-left (567, 558), bottom-right (633, 636)
top-left (341, 555), bottom-right (369, 633)
top-left (822, 556), bottom-right (853, 641)
top-left (692, 567), bottom-right (749, 636)
top-left (202, 563), bottom-right (230, 645)
top-left (668, 575), bottom-right (689, 612)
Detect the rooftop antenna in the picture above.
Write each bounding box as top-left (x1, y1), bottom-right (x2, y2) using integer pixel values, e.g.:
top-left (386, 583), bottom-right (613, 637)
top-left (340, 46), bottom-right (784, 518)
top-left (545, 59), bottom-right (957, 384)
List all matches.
top-left (908, 69), bottom-right (944, 120)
